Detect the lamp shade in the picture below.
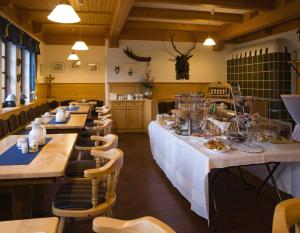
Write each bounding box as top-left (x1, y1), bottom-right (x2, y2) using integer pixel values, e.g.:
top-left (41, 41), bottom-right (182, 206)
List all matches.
top-left (47, 2), bottom-right (80, 23)
top-left (5, 94), bottom-right (16, 101)
top-left (20, 93), bottom-right (27, 99)
top-left (203, 37), bottom-right (216, 46)
top-left (72, 41), bottom-right (89, 50)
top-left (67, 52), bottom-right (80, 61)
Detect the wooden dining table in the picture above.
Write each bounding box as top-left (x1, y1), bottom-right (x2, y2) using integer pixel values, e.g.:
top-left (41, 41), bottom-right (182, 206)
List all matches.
top-left (51, 105), bottom-right (90, 114)
top-left (0, 134), bottom-right (77, 219)
top-left (69, 100), bottom-right (97, 106)
top-left (26, 114), bottom-right (87, 133)
top-left (0, 217), bottom-right (59, 233)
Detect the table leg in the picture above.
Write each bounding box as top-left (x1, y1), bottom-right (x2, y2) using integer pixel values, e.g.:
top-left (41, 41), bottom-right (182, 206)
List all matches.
top-left (209, 169), bottom-right (221, 231)
top-left (256, 162), bottom-right (282, 201)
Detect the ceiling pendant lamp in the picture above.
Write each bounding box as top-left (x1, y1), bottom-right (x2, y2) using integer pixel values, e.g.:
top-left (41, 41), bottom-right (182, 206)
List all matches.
top-left (48, 0), bottom-right (80, 24)
top-left (72, 40), bottom-right (89, 50)
top-left (67, 51), bottom-right (80, 60)
top-left (203, 9), bottom-right (216, 47)
top-left (72, 25), bottom-right (89, 50)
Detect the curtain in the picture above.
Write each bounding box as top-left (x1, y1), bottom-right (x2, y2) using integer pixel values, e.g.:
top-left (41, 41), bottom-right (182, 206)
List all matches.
top-left (29, 53), bottom-right (36, 100)
top-left (0, 16), bottom-right (40, 54)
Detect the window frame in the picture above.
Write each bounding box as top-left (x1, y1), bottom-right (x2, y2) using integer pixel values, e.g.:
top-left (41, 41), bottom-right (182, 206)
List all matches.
top-left (1, 41), bottom-right (7, 103)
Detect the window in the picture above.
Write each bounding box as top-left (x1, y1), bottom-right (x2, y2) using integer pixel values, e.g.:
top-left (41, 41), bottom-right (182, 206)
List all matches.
top-left (1, 41), bottom-right (7, 103)
top-left (29, 53), bottom-right (36, 100)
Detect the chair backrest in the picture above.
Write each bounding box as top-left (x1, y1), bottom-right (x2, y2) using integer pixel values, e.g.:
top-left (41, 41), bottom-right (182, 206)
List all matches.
top-left (94, 119), bottom-right (113, 136)
top-left (93, 216), bottom-right (176, 233)
top-left (158, 102), bottom-right (175, 114)
top-left (0, 119), bottom-right (9, 138)
top-left (28, 108), bottom-right (35, 121)
top-left (49, 100), bottom-right (58, 110)
top-left (7, 114), bottom-right (20, 132)
top-left (18, 110), bottom-right (27, 126)
top-left (273, 198), bottom-right (300, 233)
top-left (92, 134), bottom-right (118, 151)
top-left (86, 148), bottom-right (124, 207)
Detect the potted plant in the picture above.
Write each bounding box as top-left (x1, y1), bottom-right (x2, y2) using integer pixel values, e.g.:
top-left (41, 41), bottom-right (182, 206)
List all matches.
top-left (140, 63), bottom-right (154, 99)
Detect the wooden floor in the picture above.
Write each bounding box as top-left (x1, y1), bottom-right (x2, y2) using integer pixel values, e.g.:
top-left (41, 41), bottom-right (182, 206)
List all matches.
top-left (0, 133), bottom-right (291, 233)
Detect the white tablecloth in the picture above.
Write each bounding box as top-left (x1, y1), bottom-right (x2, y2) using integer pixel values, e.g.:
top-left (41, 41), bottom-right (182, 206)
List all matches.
top-left (148, 121), bottom-right (300, 220)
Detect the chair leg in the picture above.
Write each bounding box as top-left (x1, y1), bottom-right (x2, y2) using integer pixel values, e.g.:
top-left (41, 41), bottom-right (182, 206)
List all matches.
top-left (77, 151), bottom-right (82, 160)
top-left (107, 208), bottom-right (113, 217)
top-left (57, 217), bottom-right (66, 233)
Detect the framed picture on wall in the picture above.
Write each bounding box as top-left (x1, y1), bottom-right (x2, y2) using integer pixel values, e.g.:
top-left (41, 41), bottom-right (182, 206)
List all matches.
top-left (87, 63), bottom-right (100, 73)
top-left (51, 62), bottom-right (65, 73)
top-left (71, 60), bottom-right (81, 69)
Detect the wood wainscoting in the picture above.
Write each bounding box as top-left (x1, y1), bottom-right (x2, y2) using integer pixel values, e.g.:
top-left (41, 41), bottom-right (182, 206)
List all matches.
top-left (36, 83), bottom-right (105, 101)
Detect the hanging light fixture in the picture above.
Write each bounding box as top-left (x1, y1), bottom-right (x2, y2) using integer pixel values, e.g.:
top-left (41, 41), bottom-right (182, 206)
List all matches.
top-left (203, 9), bottom-right (216, 47)
top-left (72, 24), bottom-right (89, 50)
top-left (72, 41), bottom-right (88, 50)
top-left (67, 51), bottom-right (80, 60)
top-left (48, 0), bottom-right (81, 24)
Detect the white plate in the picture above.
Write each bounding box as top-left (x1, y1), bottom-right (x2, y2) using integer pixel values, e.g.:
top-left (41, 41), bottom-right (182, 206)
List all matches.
top-left (204, 142), bottom-right (231, 153)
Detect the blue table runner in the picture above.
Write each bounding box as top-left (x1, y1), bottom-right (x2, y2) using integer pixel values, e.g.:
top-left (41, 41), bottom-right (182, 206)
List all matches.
top-left (48, 116), bottom-right (71, 124)
top-left (65, 106), bottom-right (80, 111)
top-left (0, 138), bottom-right (52, 166)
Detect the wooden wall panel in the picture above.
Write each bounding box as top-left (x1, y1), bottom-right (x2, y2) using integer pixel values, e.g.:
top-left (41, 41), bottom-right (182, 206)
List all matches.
top-left (152, 82), bottom-right (209, 100)
top-left (36, 83), bottom-right (105, 100)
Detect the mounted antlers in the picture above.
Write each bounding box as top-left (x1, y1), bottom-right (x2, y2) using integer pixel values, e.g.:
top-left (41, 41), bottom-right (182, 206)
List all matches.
top-left (170, 34), bottom-right (197, 80)
top-left (171, 34), bottom-right (196, 58)
top-left (123, 46), bottom-right (152, 62)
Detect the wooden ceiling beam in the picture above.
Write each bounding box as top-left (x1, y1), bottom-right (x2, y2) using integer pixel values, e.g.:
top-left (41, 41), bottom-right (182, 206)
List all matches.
top-left (120, 28), bottom-right (210, 42)
top-left (28, 9), bottom-right (113, 17)
top-left (129, 7), bottom-right (243, 23)
top-left (44, 34), bottom-right (105, 45)
top-left (135, 0), bottom-right (275, 10)
top-left (37, 22), bottom-right (110, 28)
top-left (110, 0), bottom-right (135, 47)
top-left (226, 18), bottom-right (300, 44)
top-left (32, 21), bottom-right (43, 34)
top-left (124, 20), bottom-right (221, 32)
top-left (217, 0), bottom-right (300, 41)
top-left (0, 0), bottom-right (11, 7)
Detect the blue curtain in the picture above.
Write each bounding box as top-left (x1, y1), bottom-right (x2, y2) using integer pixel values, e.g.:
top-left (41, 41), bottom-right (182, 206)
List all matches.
top-left (29, 53), bottom-right (36, 100)
top-left (0, 15), bottom-right (40, 54)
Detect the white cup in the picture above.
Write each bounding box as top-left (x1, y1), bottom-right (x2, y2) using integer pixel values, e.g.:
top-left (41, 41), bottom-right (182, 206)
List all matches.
top-left (44, 112), bottom-right (50, 117)
top-left (35, 118), bottom-right (42, 124)
top-left (17, 138), bottom-right (27, 149)
top-left (21, 143), bottom-right (28, 154)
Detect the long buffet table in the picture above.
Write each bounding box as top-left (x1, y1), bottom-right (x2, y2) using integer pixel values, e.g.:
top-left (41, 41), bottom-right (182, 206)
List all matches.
top-left (148, 121), bottom-right (300, 221)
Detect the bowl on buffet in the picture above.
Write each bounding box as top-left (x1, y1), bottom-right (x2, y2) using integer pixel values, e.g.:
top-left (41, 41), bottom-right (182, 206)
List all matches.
top-left (225, 131), bottom-right (248, 143)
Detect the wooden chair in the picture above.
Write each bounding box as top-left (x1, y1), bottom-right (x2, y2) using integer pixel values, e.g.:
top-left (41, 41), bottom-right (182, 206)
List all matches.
top-left (68, 134), bottom-right (118, 175)
top-left (96, 107), bottom-right (111, 117)
top-left (93, 216), bottom-right (176, 233)
top-left (98, 114), bottom-right (112, 121)
top-left (273, 198), bottom-right (300, 233)
top-left (52, 148), bottom-right (124, 233)
top-left (84, 118), bottom-right (113, 136)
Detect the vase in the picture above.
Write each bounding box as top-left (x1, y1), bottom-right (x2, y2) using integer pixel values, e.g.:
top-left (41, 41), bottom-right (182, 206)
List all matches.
top-left (143, 88), bottom-right (153, 99)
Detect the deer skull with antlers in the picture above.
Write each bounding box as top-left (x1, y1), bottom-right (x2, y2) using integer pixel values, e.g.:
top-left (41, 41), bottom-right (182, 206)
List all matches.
top-left (171, 34), bottom-right (196, 80)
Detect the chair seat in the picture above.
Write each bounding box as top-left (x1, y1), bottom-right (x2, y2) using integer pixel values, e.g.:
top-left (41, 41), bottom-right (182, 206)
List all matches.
top-left (66, 160), bottom-right (96, 178)
top-left (85, 121), bottom-right (95, 128)
top-left (79, 129), bottom-right (93, 138)
top-left (54, 181), bottom-right (106, 210)
top-left (76, 138), bottom-right (97, 147)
